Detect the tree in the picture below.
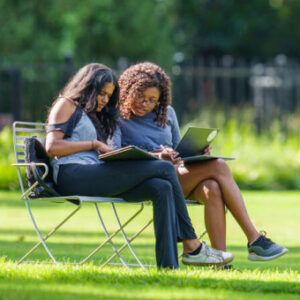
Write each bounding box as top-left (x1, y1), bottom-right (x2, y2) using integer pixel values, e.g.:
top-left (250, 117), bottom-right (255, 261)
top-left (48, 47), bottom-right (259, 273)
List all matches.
top-left (0, 0), bottom-right (175, 68)
top-left (172, 0), bottom-right (300, 59)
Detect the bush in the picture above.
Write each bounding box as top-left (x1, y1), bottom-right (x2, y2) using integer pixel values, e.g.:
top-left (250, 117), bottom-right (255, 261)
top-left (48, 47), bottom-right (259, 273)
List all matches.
top-left (0, 126), bottom-right (21, 190)
top-left (182, 116), bottom-right (300, 190)
top-left (0, 118), bottom-right (299, 190)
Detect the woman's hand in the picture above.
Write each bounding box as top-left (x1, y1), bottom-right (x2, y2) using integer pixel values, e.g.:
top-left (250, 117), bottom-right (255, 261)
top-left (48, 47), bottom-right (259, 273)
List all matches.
top-left (202, 146), bottom-right (211, 155)
top-left (93, 140), bottom-right (115, 154)
top-left (151, 146), bottom-right (181, 164)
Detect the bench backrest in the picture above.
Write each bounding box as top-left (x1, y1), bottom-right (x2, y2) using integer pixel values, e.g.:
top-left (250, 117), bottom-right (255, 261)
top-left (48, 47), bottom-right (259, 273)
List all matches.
top-left (13, 121), bottom-right (46, 195)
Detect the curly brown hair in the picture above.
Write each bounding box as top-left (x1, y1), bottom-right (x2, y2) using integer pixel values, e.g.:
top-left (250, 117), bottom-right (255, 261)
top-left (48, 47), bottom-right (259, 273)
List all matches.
top-left (118, 62), bottom-right (172, 127)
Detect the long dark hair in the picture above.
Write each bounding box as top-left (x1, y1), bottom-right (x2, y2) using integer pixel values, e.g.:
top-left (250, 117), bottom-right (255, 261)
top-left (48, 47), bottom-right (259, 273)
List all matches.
top-left (49, 63), bottom-right (119, 141)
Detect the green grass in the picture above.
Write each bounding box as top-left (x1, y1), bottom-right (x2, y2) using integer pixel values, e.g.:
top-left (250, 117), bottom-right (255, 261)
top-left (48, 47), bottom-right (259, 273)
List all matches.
top-left (0, 190), bottom-right (300, 299)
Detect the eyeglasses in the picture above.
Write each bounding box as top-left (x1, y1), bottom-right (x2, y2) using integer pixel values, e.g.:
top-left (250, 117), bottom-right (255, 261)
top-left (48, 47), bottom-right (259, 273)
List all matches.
top-left (135, 98), bottom-right (158, 106)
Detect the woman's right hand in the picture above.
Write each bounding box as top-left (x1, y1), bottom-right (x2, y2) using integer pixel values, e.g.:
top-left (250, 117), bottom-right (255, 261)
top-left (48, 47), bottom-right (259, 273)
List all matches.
top-left (93, 140), bottom-right (115, 154)
top-left (151, 147), bottom-right (181, 164)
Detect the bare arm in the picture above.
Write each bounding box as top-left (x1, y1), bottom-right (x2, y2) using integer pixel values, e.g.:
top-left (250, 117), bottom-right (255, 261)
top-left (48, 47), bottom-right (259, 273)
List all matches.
top-left (45, 99), bottom-right (113, 157)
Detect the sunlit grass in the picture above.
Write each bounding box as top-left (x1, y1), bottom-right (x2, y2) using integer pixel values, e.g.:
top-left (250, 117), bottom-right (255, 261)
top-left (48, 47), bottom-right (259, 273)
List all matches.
top-left (0, 190), bottom-right (300, 299)
top-left (0, 260), bottom-right (299, 299)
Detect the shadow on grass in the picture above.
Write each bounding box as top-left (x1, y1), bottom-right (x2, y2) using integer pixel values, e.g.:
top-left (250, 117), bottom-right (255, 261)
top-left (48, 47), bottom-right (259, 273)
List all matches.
top-left (0, 239), bottom-right (156, 265)
top-left (0, 228), bottom-right (155, 240)
top-left (1, 238), bottom-right (299, 273)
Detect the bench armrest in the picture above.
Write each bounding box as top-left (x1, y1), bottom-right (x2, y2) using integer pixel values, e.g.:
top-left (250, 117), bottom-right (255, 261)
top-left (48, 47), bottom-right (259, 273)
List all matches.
top-left (12, 162), bottom-right (49, 180)
top-left (12, 162), bottom-right (49, 199)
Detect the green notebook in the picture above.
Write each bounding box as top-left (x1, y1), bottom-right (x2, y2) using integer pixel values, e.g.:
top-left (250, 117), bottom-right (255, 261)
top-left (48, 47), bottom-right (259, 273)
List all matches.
top-left (175, 127), bottom-right (235, 163)
top-left (99, 127), bottom-right (234, 163)
top-left (99, 145), bottom-right (158, 161)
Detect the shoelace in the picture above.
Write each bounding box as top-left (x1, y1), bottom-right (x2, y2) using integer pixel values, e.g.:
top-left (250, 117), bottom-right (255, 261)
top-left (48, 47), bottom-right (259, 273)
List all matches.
top-left (259, 230), bottom-right (273, 246)
top-left (260, 230), bottom-right (267, 236)
top-left (203, 242), bottom-right (224, 260)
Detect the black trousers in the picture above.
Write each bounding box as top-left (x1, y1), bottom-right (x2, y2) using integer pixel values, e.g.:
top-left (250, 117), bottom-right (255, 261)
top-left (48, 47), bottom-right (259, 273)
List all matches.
top-left (56, 160), bottom-right (197, 269)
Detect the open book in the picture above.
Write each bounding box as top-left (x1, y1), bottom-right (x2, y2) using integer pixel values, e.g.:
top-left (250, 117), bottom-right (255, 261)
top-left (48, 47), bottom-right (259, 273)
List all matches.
top-left (99, 145), bottom-right (158, 161)
top-left (99, 127), bottom-right (234, 163)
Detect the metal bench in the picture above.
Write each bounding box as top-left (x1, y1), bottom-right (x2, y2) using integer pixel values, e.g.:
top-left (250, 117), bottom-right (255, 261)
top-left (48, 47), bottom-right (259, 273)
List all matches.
top-left (12, 121), bottom-right (156, 270)
top-left (12, 121), bottom-right (206, 269)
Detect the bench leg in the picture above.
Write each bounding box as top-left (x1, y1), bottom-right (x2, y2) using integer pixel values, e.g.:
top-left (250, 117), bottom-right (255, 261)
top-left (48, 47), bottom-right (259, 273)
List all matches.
top-left (94, 203), bottom-right (129, 269)
top-left (100, 217), bottom-right (153, 269)
top-left (18, 199), bottom-right (81, 264)
top-left (110, 203), bottom-right (152, 270)
top-left (79, 203), bottom-right (145, 265)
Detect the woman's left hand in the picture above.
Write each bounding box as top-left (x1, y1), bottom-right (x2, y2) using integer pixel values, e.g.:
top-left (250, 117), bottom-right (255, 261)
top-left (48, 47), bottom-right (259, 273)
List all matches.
top-left (94, 140), bottom-right (115, 154)
top-left (202, 146), bottom-right (211, 155)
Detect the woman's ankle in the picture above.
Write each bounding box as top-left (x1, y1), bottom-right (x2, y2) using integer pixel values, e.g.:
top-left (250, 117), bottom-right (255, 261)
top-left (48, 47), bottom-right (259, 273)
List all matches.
top-left (183, 239), bottom-right (201, 252)
top-left (248, 232), bottom-right (261, 245)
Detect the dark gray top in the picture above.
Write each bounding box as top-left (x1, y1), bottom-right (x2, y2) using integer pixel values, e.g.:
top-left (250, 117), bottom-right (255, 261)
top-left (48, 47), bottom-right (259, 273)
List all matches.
top-left (110, 106), bottom-right (181, 151)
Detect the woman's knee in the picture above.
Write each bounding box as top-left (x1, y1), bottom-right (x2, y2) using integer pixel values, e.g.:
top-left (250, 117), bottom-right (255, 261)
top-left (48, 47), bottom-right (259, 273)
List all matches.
top-left (146, 178), bottom-right (173, 199)
top-left (212, 159), bottom-right (231, 177)
top-left (194, 179), bottom-right (222, 203)
top-left (202, 179), bottom-right (222, 198)
top-left (156, 160), bottom-right (175, 174)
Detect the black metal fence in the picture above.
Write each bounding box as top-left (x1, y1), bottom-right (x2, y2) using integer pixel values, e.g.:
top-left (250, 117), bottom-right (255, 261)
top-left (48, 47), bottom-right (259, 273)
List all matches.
top-left (172, 55), bottom-right (300, 133)
top-left (1, 55), bottom-right (299, 133)
top-left (0, 55), bottom-right (74, 125)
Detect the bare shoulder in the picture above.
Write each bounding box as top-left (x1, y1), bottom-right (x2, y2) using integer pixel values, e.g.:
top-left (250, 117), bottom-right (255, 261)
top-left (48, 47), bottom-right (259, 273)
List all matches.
top-left (48, 98), bottom-right (77, 124)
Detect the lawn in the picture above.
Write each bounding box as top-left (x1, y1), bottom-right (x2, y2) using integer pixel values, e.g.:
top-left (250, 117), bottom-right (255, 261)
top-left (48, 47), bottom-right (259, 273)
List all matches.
top-left (0, 190), bottom-right (299, 300)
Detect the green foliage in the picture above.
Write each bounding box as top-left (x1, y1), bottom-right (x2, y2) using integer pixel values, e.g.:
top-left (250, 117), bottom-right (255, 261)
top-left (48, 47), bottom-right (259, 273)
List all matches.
top-left (0, 0), bottom-right (175, 68)
top-left (173, 0), bottom-right (300, 58)
top-left (218, 120), bottom-right (300, 190)
top-left (2, 0), bottom-right (300, 67)
top-left (0, 127), bottom-right (19, 190)
top-left (182, 110), bottom-right (300, 190)
top-left (0, 117), bottom-right (299, 190)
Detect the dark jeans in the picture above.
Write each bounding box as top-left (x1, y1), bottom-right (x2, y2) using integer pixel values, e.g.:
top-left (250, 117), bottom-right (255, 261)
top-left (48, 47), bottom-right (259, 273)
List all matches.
top-left (56, 160), bottom-right (197, 269)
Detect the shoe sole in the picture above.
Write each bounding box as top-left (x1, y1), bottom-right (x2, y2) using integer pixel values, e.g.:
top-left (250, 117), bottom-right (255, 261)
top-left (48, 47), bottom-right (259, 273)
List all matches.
top-left (182, 255), bottom-right (234, 266)
top-left (248, 248), bottom-right (288, 261)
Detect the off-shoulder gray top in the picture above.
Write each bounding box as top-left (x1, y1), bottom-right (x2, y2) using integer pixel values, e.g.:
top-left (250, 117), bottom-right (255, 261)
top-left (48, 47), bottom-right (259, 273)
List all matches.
top-left (47, 106), bottom-right (102, 183)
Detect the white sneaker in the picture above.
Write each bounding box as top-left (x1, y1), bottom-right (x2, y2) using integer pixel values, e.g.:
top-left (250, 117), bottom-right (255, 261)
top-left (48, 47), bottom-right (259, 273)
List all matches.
top-left (182, 242), bottom-right (234, 266)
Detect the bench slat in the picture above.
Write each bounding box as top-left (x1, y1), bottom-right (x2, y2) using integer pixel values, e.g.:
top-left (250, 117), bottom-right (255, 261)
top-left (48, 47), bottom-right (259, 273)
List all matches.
top-left (14, 121), bottom-right (46, 127)
top-left (16, 136), bottom-right (35, 140)
top-left (16, 144), bottom-right (25, 148)
top-left (15, 136), bottom-right (45, 142)
top-left (15, 128), bottom-right (45, 133)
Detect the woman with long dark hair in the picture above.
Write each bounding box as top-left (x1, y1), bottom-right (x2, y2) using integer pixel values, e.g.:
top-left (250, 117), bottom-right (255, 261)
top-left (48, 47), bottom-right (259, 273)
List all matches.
top-left (45, 62), bottom-right (234, 269)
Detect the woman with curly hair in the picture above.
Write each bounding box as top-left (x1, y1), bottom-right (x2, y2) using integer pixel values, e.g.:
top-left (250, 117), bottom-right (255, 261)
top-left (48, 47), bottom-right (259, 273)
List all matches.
top-left (46, 62), bottom-right (234, 269)
top-left (112, 62), bottom-right (287, 263)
